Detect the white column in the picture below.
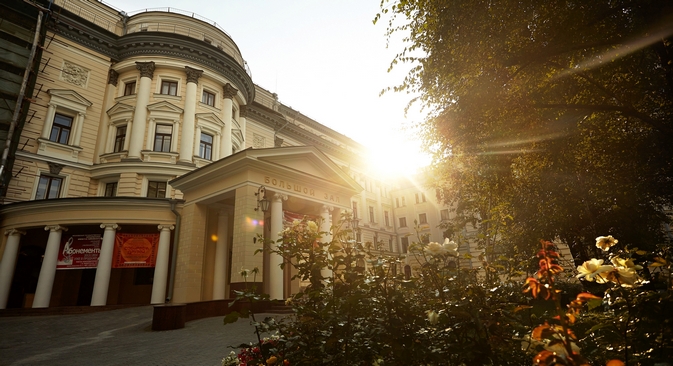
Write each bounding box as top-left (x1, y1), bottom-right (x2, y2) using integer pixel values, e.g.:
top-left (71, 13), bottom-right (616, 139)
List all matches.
top-left (213, 209), bottom-right (231, 300)
top-left (213, 132), bottom-right (221, 161)
top-left (193, 125), bottom-right (202, 158)
top-left (33, 225), bottom-right (67, 308)
top-left (95, 70), bottom-right (119, 162)
top-left (0, 229), bottom-right (25, 309)
top-left (73, 112), bottom-right (84, 146)
top-left (269, 193), bottom-right (287, 300)
top-left (221, 83), bottom-right (237, 158)
top-left (145, 118), bottom-right (156, 151)
top-left (151, 224), bottom-right (173, 304)
top-left (90, 223), bottom-right (118, 306)
top-left (239, 105), bottom-right (247, 145)
top-left (127, 61), bottom-right (155, 159)
top-left (169, 119), bottom-right (179, 153)
top-left (41, 103), bottom-right (56, 139)
top-left (123, 119), bottom-right (132, 151)
top-left (320, 205), bottom-right (333, 280)
top-left (179, 66), bottom-right (202, 164)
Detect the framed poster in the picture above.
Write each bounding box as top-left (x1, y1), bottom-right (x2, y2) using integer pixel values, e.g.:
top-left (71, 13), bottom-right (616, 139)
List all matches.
top-left (112, 233), bottom-right (159, 268)
top-left (56, 234), bottom-right (103, 269)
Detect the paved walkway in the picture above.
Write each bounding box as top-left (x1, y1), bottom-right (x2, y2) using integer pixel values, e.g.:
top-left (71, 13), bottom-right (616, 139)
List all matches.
top-left (0, 306), bottom-right (282, 365)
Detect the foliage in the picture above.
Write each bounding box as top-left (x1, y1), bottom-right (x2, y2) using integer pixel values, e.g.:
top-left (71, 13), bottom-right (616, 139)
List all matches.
top-left (224, 217), bottom-right (673, 365)
top-left (375, 0), bottom-right (673, 262)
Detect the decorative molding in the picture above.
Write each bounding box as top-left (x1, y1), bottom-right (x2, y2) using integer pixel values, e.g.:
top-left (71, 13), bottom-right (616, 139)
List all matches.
top-left (45, 225), bottom-right (68, 232)
top-left (158, 224), bottom-right (175, 231)
top-left (252, 133), bottom-right (265, 149)
top-left (184, 66), bottom-right (203, 84)
top-left (136, 61), bottom-right (156, 79)
top-left (48, 162), bottom-right (65, 175)
top-left (108, 69), bottom-right (119, 86)
top-left (61, 61), bottom-right (90, 88)
top-left (239, 105), bottom-right (248, 118)
top-left (272, 193), bottom-right (288, 202)
top-left (100, 223), bottom-right (120, 230)
top-left (4, 229), bottom-right (26, 237)
top-left (222, 83), bottom-right (238, 99)
top-left (274, 136), bottom-right (284, 147)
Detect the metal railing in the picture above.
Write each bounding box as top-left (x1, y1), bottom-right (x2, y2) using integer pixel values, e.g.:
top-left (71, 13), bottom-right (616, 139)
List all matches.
top-left (53, 0), bottom-right (121, 34)
top-left (126, 7), bottom-right (234, 41)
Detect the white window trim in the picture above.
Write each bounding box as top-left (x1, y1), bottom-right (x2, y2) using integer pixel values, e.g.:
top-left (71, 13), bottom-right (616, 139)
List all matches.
top-left (38, 90), bottom-right (91, 162)
top-left (97, 176), bottom-right (120, 197)
top-left (142, 175), bottom-right (173, 198)
top-left (32, 169), bottom-right (70, 200)
top-left (200, 86), bottom-right (218, 109)
top-left (120, 77), bottom-right (138, 97)
top-left (156, 76), bottom-right (182, 97)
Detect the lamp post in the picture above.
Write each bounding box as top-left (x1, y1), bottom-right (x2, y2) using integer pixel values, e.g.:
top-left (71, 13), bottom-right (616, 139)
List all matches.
top-left (255, 186), bottom-right (270, 213)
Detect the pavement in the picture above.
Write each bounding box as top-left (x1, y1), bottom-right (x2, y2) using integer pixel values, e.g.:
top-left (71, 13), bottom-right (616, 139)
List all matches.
top-left (0, 306), bottom-right (283, 366)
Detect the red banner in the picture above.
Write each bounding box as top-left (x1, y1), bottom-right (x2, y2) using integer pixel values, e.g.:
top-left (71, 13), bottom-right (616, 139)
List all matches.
top-left (57, 234), bottom-right (103, 269)
top-left (112, 233), bottom-right (159, 268)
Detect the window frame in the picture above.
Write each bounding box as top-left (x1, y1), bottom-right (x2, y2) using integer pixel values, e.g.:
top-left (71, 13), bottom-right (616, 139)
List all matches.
top-left (384, 211), bottom-right (390, 227)
top-left (399, 217), bottom-right (407, 228)
top-left (153, 124), bottom-right (173, 152)
top-left (35, 174), bottom-right (64, 200)
top-left (147, 180), bottom-right (168, 198)
top-left (352, 201), bottom-right (358, 219)
top-left (199, 132), bottom-right (214, 160)
top-left (368, 206), bottom-right (375, 223)
top-left (104, 182), bottom-right (118, 197)
top-left (113, 125), bottom-right (127, 153)
top-left (160, 80), bottom-right (179, 96)
top-left (440, 209), bottom-right (450, 221)
top-left (419, 213), bottom-right (428, 225)
top-left (201, 89), bottom-right (216, 107)
top-left (123, 81), bottom-right (136, 96)
top-left (49, 113), bottom-right (73, 144)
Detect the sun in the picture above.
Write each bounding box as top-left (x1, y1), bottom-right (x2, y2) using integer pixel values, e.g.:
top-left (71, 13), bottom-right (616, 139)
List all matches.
top-left (364, 133), bottom-right (431, 180)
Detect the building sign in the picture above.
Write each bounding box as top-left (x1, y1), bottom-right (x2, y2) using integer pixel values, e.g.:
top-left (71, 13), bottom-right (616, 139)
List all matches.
top-left (264, 176), bottom-right (343, 204)
top-left (112, 233), bottom-right (159, 268)
top-left (57, 234), bottom-right (102, 269)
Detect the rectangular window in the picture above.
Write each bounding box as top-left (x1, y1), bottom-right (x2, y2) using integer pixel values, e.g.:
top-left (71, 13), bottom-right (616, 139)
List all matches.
top-left (399, 217), bottom-right (407, 228)
top-left (369, 206), bottom-right (375, 223)
top-left (202, 90), bottom-right (215, 106)
top-left (160, 80), bottom-right (178, 96)
top-left (153, 124), bottom-right (173, 152)
top-left (199, 132), bottom-right (213, 160)
top-left (401, 237), bottom-right (409, 253)
top-left (49, 113), bottom-right (72, 144)
top-left (384, 211), bottom-right (390, 227)
top-left (352, 201), bottom-right (358, 219)
top-left (147, 181), bottom-right (167, 198)
top-left (114, 125), bottom-right (126, 152)
top-left (440, 209), bottom-right (449, 221)
top-left (124, 81), bottom-right (136, 96)
top-left (401, 197), bottom-right (406, 206)
top-left (36, 175), bottom-right (62, 200)
top-left (395, 198), bottom-right (399, 208)
top-left (422, 193), bottom-right (426, 202)
top-left (104, 182), bottom-right (117, 197)
top-left (415, 193), bottom-right (419, 204)
top-left (419, 213), bottom-right (428, 225)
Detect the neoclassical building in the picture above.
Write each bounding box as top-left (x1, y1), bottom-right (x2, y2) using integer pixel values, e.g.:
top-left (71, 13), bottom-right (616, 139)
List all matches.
top-left (0, 0), bottom-right (465, 309)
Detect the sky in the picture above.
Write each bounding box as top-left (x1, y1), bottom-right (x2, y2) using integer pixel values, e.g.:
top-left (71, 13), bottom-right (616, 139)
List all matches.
top-left (107, 0), bottom-right (430, 177)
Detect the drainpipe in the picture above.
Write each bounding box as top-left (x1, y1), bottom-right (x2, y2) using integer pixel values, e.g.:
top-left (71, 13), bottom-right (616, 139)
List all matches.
top-left (166, 199), bottom-right (181, 302)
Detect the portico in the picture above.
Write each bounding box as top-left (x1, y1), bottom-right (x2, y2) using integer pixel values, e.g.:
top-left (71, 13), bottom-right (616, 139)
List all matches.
top-left (169, 145), bottom-right (362, 302)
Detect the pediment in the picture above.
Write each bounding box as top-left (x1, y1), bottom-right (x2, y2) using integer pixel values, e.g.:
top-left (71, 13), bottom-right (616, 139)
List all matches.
top-left (48, 89), bottom-right (92, 107)
top-left (147, 101), bottom-right (183, 114)
top-left (232, 128), bottom-right (244, 142)
top-left (195, 112), bottom-right (224, 127)
top-left (107, 102), bottom-right (134, 117)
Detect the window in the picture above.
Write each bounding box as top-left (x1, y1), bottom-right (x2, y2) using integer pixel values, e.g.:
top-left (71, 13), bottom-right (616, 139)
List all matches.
top-left (415, 193), bottom-right (419, 204)
top-left (422, 193), bottom-right (426, 202)
top-left (199, 132), bottom-right (213, 160)
top-left (124, 81), bottom-right (136, 96)
top-left (49, 113), bottom-right (73, 144)
top-left (401, 197), bottom-right (406, 206)
top-left (419, 213), bottom-right (428, 225)
top-left (389, 238), bottom-right (393, 252)
top-left (401, 237), bottom-right (409, 253)
top-left (395, 198), bottom-right (399, 208)
top-left (399, 217), bottom-right (407, 227)
top-left (153, 124), bottom-right (173, 152)
top-left (202, 90), bottom-right (215, 106)
top-left (440, 209), bottom-right (449, 221)
top-left (384, 211), bottom-right (390, 227)
top-left (36, 175), bottom-right (62, 200)
top-left (352, 201), bottom-right (358, 219)
top-left (147, 181), bottom-right (167, 198)
top-left (104, 182), bottom-right (117, 197)
top-left (160, 80), bottom-right (178, 96)
top-left (114, 125), bottom-right (126, 152)
top-left (369, 206), bottom-right (375, 223)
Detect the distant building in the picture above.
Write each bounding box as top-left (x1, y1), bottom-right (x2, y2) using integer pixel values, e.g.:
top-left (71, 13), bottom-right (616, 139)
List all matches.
top-left (0, 0), bottom-right (563, 310)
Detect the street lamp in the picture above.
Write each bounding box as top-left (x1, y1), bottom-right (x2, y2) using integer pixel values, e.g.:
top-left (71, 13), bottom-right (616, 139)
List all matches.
top-left (255, 186), bottom-right (270, 212)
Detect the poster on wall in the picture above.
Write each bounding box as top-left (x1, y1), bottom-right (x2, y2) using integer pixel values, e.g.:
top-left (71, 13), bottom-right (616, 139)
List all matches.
top-left (112, 233), bottom-right (159, 268)
top-left (56, 234), bottom-right (103, 269)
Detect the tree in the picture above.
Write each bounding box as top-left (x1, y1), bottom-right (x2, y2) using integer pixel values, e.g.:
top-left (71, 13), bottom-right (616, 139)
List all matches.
top-left (377, 0), bottom-right (673, 262)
